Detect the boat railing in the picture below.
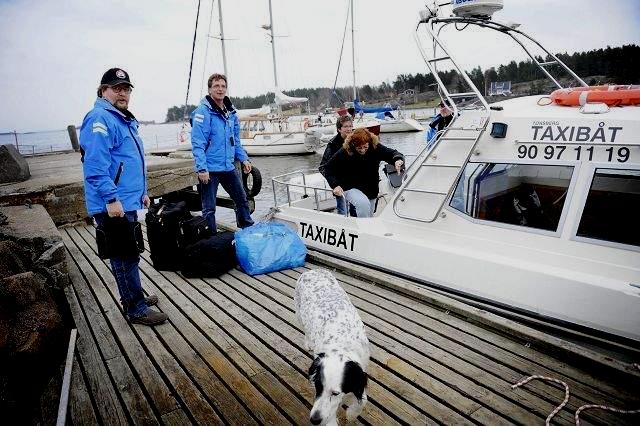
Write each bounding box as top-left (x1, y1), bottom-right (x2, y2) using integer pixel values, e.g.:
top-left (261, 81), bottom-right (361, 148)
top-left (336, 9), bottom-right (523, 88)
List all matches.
top-left (271, 169), bottom-right (340, 213)
top-left (271, 156), bottom-right (428, 217)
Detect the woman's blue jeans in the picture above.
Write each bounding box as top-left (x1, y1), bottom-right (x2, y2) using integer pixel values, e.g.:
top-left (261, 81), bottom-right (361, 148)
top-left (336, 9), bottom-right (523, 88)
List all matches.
top-left (199, 170), bottom-right (254, 231)
top-left (344, 188), bottom-right (375, 217)
top-left (94, 211), bottom-right (147, 318)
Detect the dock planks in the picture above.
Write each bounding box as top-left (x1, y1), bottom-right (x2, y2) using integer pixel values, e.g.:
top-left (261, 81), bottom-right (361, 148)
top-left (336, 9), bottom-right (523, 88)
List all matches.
top-left (61, 224), bottom-right (640, 425)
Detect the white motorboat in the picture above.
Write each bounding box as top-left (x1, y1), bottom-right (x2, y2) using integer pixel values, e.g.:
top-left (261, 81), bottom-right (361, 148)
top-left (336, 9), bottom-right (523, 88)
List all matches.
top-left (378, 113), bottom-right (424, 133)
top-left (240, 118), bottom-right (319, 156)
top-left (270, 1), bottom-right (640, 344)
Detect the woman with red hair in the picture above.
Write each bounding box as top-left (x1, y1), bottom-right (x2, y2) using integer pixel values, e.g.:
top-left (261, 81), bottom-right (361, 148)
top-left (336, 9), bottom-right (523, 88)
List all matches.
top-left (323, 128), bottom-right (404, 217)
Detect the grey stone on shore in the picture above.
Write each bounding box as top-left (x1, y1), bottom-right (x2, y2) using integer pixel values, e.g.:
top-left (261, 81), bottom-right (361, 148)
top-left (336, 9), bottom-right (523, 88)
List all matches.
top-left (0, 240), bottom-right (31, 278)
top-left (0, 205), bottom-right (62, 257)
top-left (0, 144), bottom-right (30, 183)
top-left (0, 271), bottom-right (49, 309)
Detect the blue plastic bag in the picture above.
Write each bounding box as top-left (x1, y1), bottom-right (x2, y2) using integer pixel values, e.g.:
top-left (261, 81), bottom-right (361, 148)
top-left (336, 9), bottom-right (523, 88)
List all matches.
top-left (235, 222), bottom-right (307, 275)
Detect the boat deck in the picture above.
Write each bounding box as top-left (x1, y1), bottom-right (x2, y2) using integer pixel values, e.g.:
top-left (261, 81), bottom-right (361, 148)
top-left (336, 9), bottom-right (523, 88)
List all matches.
top-left (61, 224), bottom-right (640, 425)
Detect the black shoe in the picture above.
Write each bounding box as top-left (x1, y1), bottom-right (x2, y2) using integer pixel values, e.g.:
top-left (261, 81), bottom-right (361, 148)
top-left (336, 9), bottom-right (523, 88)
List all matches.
top-left (129, 309), bottom-right (168, 326)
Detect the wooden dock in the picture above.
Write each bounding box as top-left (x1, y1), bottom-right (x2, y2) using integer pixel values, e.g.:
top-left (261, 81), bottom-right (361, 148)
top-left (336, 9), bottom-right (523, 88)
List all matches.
top-left (61, 224), bottom-right (640, 425)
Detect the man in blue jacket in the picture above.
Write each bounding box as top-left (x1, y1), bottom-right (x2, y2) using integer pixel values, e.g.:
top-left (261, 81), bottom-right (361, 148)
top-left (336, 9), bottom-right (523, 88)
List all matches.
top-left (191, 73), bottom-right (254, 231)
top-left (80, 67), bottom-right (168, 326)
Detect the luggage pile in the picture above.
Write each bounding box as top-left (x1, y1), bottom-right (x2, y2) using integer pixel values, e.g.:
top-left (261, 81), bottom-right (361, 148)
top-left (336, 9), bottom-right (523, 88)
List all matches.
top-left (145, 201), bottom-right (237, 277)
top-left (145, 200), bottom-right (308, 278)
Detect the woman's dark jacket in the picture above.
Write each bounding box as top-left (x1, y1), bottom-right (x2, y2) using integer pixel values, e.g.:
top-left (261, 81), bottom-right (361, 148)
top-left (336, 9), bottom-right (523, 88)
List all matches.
top-left (323, 144), bottom-right (404, 199)
top-left (318, 133), bottom-right (344, 177)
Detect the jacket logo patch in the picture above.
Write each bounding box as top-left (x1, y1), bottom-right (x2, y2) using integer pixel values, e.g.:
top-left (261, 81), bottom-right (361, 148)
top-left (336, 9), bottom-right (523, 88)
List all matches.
top-left (92, 122), bottom-right (108, 135)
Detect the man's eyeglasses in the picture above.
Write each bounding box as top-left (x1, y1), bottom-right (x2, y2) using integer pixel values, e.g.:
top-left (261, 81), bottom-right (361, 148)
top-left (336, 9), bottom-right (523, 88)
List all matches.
top-left (109, 85), bottom-right (133, 94)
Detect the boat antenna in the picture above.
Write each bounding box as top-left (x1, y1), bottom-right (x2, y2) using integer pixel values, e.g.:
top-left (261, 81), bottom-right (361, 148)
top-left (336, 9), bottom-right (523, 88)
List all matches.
top-left (183, 0), bottom-right (202, 121)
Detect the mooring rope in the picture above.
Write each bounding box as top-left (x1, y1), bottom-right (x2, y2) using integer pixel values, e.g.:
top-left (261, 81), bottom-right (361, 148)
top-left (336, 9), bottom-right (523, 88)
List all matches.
top-left (512, 363), bottom-right (640, 425)
top-left (512, 375), bottom-right (570, 425)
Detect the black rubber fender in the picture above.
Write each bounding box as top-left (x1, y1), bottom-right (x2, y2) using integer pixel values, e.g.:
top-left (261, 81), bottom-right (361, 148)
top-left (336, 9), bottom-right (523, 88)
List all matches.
top-left (242, 166), bottom-right (262, 198)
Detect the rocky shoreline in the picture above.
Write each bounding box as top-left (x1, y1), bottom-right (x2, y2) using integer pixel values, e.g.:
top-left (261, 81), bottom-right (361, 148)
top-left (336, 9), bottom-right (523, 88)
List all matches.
top-left (0, 205), bottom-right (72, 423)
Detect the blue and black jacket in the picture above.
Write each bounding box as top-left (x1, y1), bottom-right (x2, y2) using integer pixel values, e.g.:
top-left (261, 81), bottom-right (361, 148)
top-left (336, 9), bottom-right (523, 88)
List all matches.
top-left (80, 97), bottom-right (147, 216)
top-left (190, 96), bottom-right (248, 173)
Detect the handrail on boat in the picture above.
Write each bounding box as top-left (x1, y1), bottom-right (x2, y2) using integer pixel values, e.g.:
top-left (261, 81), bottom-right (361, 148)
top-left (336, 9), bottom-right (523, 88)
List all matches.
top-left (271, 169), bottom-right (339, 213)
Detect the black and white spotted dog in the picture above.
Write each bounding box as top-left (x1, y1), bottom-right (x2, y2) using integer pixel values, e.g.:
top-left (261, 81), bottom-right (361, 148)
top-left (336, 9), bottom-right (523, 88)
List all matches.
top-left (295, 269), bottom-right (370, 426)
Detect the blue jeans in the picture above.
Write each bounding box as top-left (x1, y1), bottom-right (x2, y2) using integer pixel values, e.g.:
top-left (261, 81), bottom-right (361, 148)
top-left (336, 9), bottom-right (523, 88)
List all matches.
top-left (335, 195), bottom-right (346, 215)
top-left (200, 170), bottom-right (254, 231)
top-left (344, 188), bottom-right (375, 218)
top-left (94, 211), bottom-right (147, 318)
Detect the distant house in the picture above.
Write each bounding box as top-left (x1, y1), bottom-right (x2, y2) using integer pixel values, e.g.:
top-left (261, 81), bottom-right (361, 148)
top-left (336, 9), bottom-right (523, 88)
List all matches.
top-left (488, 81), bottom-right (512, 96)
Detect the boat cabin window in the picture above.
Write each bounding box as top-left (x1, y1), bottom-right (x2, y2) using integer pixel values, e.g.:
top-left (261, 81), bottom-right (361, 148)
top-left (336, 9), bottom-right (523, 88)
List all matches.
top-left (577, 169), bottom-right (640, 247)
top-left (450, 162), bottom-right (574, 232)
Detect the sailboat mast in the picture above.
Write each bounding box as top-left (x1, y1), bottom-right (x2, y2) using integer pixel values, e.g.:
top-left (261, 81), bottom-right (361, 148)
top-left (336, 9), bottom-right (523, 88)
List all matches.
top-left (350, 0), bottom-right (357, 101)
top-left (200, 0), bottom-right (215, 97)
top-left (218, 0), bottom-right (228, 78)
top-left (268, 0), bottom-right (278, 88)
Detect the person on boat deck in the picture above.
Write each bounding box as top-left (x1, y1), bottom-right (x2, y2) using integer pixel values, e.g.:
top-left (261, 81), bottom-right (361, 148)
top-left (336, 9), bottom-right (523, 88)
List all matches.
top-left (319, 116), bottom-right (354, 215)
top-left (190, 73), bottom-right (254, 232)
top-left (429, 100), bottom-right (453, 132)
top-left (426, 100), bottom-right (454, 147)
top-left (80, 67), bottom-right (167, 326)
top-left (324, 128), bottom-right (404, 218)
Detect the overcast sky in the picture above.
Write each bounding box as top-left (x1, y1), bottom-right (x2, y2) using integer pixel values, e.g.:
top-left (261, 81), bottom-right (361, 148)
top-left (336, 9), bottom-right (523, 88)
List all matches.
top-left (1, 0), bottom-right (638, 132)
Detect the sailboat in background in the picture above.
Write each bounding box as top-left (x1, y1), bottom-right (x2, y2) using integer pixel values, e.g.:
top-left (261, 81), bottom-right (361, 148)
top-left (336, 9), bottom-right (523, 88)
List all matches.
top-left (237, 0), bottom-right (326, 155)
top-left (196, 0), bottom-right (321, 155)
top-left (346, 0), bottom-right (422, 133)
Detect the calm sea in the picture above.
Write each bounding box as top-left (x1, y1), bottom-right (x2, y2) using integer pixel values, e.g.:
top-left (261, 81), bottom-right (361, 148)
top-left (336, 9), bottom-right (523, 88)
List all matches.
top-left (1, 110), bottom-right (435, 223)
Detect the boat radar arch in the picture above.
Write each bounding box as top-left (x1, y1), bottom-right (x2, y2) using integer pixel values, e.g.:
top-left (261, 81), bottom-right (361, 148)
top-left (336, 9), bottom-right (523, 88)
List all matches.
top-left (451, 0), bottom-right (503, 19)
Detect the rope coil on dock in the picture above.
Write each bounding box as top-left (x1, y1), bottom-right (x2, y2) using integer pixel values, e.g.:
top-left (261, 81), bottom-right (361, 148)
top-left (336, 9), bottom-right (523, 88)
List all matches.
top-left (511, 375), bottom-right (569, 425)
top-left (512, 363), bottom-right (640, 425)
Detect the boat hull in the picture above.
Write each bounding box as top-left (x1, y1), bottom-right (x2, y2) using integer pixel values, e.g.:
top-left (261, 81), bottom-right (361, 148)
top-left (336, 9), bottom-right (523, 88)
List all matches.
top-left (379, 118), bottom-right (424, 133)
top-left (241, 132), bottom-right (317, 156)
top-left (273, 207), bottom-right (640, 343)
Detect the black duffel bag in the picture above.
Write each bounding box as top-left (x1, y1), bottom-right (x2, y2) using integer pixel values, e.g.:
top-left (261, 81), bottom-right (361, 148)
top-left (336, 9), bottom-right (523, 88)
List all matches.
top-left (145, 201), bottom-right (191, 270)
top-left (95, 216), bottom-right (144, 260)
top-left (178, 215), bottom-right (213, 249)
top-left (181, 231), bottom-right (236, 278)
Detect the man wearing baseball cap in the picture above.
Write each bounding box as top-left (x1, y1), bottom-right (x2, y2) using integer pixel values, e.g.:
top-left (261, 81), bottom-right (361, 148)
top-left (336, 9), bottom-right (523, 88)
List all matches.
top-left (80, 67), bottom-right (168, 326)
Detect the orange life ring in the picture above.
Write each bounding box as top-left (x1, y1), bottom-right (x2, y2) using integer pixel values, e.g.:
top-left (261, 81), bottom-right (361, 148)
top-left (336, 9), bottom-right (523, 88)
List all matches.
top-left (550, 85), bottom-right (640, 107)
top-left (303, 118), bottom-right (310, 130)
